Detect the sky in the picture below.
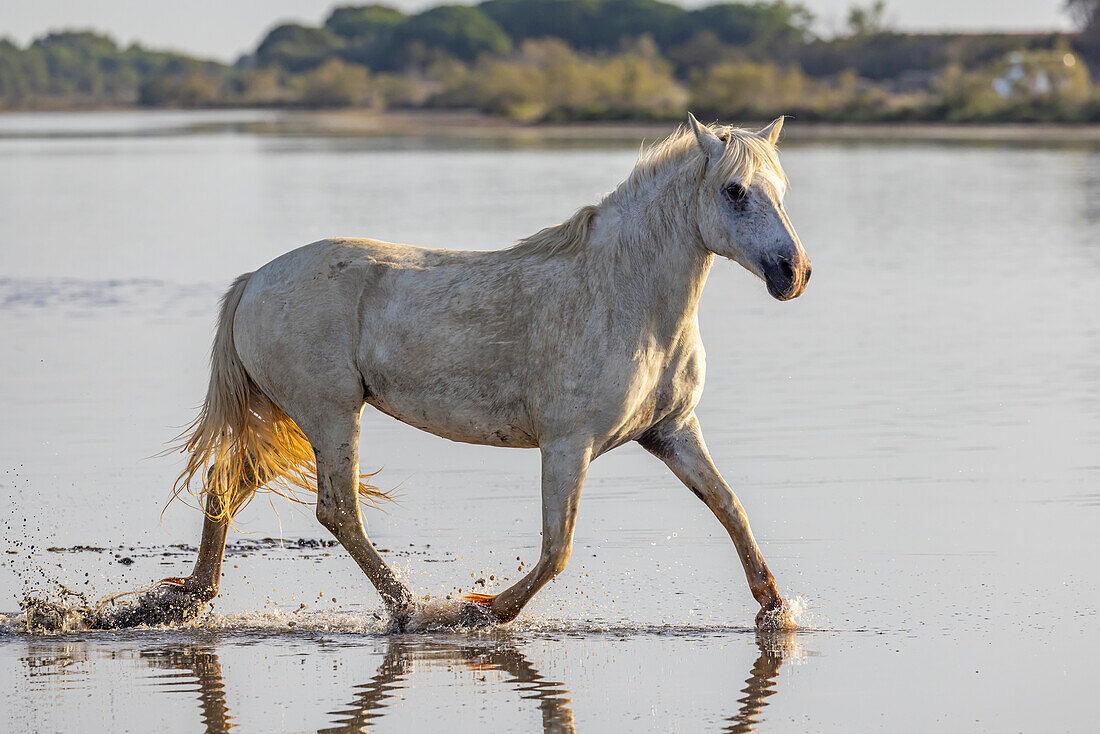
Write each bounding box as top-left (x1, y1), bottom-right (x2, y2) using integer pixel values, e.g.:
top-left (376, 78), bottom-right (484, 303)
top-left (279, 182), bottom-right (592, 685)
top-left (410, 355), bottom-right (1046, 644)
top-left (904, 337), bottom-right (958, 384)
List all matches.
top-left (0, 0), bottom-right (1075, 62)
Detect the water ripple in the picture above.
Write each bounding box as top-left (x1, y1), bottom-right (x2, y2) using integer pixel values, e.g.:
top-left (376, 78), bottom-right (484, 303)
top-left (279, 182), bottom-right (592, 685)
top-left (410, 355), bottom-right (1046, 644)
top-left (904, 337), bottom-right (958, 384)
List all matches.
top-left (0, 277), bottom-right (218, 314)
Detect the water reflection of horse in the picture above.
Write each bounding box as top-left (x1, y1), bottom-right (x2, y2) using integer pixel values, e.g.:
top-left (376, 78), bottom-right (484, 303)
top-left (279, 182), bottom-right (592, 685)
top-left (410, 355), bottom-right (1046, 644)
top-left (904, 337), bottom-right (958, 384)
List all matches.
top-left (724, 633), bottom-right (797, 734)
top-left (127, 632), bottom-right (796, 733)
top-left (317, 640), bottom-right (577, 734)
top-left (135, 639), bottom-right (575, 734)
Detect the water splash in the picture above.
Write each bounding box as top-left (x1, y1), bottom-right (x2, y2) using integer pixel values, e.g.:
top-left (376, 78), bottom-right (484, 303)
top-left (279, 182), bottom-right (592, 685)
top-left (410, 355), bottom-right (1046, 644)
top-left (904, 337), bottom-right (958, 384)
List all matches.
top-left (19, 582), bottom-right (207, 634)
top-left (3, 589), bottom-right (817, 639)
top-left (10, 589), bottom-right (502, 636)
top-left (783, 593), bottom-right (813, 629)
top-left (403, 595), bottom-right (476, 631)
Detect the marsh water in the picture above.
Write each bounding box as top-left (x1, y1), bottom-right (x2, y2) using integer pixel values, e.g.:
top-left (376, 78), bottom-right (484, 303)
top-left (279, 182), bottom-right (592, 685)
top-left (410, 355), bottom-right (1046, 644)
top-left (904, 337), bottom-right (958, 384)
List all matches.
top-left (0, 111), bottom-right (1098, 732)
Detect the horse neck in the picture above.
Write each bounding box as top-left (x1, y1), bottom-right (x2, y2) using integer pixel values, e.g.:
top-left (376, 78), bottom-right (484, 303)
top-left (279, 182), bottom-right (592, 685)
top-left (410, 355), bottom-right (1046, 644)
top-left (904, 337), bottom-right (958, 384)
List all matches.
top-left (591, 174), bottom-right (714, 339)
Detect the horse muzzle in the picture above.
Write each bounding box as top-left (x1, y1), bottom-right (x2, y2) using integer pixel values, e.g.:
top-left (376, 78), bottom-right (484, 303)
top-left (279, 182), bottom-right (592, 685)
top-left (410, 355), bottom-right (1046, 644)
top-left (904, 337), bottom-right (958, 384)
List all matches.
top-left (762, 254), bottom-right (812, 301)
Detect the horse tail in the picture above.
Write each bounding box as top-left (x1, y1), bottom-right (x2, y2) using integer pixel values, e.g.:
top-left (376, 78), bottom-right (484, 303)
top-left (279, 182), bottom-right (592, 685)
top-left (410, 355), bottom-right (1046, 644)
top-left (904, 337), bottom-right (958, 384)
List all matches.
top-left (172, 272), bottom-right (388, 522)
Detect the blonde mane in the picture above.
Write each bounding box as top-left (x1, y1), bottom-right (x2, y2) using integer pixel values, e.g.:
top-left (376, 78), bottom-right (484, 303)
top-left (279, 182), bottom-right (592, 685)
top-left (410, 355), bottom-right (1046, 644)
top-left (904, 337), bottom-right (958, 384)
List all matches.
top-left (509, 123), bottom-right (787, 258)
top-left (509, 204), bottom-right (600, 257)
top-left (629, 123), bottom-right (788, 192)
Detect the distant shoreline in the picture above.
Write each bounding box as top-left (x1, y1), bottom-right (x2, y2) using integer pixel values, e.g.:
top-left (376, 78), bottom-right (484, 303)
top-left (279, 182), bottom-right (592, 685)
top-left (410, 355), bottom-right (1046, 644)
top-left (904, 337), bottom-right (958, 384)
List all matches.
top-left (4, 108), bottom-right (1100, 145)
top-left (309, 110), bottom-right (1100, 144)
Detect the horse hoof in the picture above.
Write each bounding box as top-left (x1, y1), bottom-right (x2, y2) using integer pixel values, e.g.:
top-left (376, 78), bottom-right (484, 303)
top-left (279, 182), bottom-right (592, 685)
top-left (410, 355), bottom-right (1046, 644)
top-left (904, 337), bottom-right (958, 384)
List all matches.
top-left (457, 598), bottom-right (498, 628)
top-left (387, 605), bottom-right (413, 633)
top-left (95, 585), bottom-right (208, 629)
top-left (755, 601), bottom-right (795, 631)
top-left (22, 583), bottom-right (208, 632)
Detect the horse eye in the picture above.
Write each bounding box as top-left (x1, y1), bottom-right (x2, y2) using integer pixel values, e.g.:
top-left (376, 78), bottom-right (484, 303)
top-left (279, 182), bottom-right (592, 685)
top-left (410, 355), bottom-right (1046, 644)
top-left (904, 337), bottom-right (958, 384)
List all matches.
top-left (724, 183), bottom-right (747, 202)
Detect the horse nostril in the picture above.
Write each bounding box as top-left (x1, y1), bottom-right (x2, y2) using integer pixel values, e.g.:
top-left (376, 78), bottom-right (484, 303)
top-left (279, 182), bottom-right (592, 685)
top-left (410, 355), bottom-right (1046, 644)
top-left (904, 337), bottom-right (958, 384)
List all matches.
top-left (778, 258), bottom-right (795, 281)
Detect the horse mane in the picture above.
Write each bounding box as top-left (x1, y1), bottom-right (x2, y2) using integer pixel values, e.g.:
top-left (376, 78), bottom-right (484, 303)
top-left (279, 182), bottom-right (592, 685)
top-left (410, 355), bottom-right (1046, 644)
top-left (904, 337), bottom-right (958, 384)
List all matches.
top-left (626, 123), bottom-right (789, 193)
top-left (507, 123), bottom-right (787, 258)
top-left (509, 204), bottom-right (600, 257)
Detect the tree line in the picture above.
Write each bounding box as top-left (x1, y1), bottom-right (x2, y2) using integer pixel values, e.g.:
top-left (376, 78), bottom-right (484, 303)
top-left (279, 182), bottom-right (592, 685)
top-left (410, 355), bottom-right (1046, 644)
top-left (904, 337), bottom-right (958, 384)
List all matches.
top-left (1, 0), bottom-right (1098, 122)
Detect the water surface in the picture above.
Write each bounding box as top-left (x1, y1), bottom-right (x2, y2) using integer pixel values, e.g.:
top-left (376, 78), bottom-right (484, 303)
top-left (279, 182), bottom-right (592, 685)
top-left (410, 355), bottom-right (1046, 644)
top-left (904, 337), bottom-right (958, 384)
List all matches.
top-left (1, 110), bottom-right (1098, 732)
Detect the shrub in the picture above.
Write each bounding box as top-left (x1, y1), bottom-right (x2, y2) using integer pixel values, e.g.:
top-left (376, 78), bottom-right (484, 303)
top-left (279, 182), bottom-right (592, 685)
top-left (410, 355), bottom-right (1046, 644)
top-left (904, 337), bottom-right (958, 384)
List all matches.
top-left (435, 37), bottom-right (685, 120)
top-left (689, 60), bottom-right (808, 118)
top-left (296, 59), bottom-right (374, 107)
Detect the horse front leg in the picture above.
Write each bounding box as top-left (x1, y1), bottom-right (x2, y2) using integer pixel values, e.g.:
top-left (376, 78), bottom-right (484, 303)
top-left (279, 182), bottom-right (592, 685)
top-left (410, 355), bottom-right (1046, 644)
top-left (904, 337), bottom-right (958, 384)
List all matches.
top-left (462, 440), bottom-right (591, 625)
top-left (639, 414), bottom-right (790, 630)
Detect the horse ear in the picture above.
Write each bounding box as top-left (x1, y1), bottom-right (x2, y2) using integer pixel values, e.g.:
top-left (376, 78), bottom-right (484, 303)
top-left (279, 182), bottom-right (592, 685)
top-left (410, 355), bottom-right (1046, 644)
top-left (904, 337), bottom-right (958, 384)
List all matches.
top-left (758, 116), bottom-right (785, 145)
top-left (687, 112), bottom-right (724, 160)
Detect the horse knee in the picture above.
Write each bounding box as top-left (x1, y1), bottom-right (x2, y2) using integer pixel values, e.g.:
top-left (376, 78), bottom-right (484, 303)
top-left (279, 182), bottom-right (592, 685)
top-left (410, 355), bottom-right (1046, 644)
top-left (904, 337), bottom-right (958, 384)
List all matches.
top-left (317, 499), bottom-right (362, 543)
top-left (550, 555), bottom-right (570, 577)
top-left (316, 501), bottom-right (340, 536)
top-left (544, 541), bottom-right (572, 578)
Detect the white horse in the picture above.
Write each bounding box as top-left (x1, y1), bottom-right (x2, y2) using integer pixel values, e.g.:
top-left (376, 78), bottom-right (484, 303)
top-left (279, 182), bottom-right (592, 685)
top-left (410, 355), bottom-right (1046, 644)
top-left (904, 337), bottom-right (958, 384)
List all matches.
top-left (122, 114), bottom-right (811, 630)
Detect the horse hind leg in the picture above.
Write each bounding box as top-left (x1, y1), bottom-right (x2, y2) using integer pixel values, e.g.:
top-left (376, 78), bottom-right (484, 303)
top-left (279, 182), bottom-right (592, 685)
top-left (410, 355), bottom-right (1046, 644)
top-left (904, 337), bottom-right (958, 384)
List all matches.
top-left (166, 463), bottom-right (264, 601)
top-left (95, 465), bottom-right (261, 629)
top-left (309, 409), bottom-right (415, 625)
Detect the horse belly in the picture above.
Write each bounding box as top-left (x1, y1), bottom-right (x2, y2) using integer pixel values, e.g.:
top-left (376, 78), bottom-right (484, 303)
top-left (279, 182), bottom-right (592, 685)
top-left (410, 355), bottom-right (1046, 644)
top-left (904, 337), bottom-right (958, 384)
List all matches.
top-left (357, 269), bottom-right (545, 448)
top-left (362, 383), bottom-right (537, 448)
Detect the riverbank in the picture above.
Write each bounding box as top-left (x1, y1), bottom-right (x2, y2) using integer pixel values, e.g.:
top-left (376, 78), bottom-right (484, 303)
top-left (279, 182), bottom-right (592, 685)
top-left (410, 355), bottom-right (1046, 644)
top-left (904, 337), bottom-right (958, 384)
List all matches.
top-left (309, 109), bottom-right (1100, 145)
top-left (5, 108), bottom-right (1100, 146)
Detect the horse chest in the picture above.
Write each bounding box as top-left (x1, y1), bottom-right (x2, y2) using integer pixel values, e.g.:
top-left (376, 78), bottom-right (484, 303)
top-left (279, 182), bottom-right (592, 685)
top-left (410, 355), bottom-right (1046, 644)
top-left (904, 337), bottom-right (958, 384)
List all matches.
top-left (648, 345), bottom-right (706, 421)
top-left (591, 340), bottom-right (705, 452)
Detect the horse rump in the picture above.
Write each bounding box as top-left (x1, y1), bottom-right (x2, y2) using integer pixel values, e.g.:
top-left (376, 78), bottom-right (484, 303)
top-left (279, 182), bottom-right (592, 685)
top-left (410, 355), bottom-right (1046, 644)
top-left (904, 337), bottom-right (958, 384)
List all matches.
top-left (171, 272), bottom-right (387, 521)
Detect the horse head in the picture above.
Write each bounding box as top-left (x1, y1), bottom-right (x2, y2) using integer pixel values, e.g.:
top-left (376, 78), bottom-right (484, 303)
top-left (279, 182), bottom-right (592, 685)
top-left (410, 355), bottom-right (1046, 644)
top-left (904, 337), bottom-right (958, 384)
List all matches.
top-left (688, 113), bottom-right (812, 301)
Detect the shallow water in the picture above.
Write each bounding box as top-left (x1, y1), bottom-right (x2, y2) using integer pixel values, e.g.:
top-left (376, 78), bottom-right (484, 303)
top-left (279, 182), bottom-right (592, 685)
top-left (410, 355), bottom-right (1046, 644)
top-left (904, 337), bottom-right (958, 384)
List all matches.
top-left (1, 110), bottom-right (1098, 732)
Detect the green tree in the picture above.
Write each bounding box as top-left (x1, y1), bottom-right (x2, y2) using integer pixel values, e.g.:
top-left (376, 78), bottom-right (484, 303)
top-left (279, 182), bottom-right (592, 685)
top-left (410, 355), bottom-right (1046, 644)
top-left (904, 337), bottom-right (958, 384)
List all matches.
top-left (665, 30), bottom-right (735, 74)
top-left (1066, 0), bottom-right (1100, 64)
top-left (325, 5), bottom-right (406, 39)
top-left (175, 72), bottom-right (221, 106)
top-left (479, 0), bottom-right (606, 50)
top-left (32, 32), bottom-right (121, 95)
top-left (0, 39), bottom-right (46, 104)
top-left (847, 1), bottom-right (888, 38)
top-left (678, 2), bottom-right (814, 48)
top-left (325, 4), bottom-right (407, 68)
top-left (255, 24), bottom-right (344, 72)
top-left (480, 0), bottom-right (688, 51)
top-left (388, 6), bottom-right (511, 66)
top-left (588, 0), bottom-right (687, 49)
top-left (1067, 0), bottom-right (1099, 29)
top-left (238, 66), bottom-right (293, 105)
